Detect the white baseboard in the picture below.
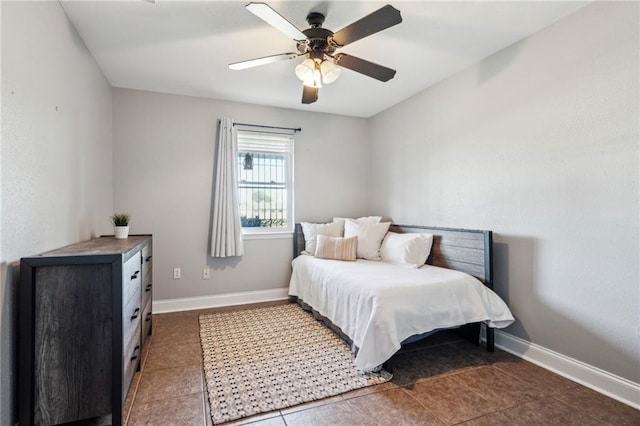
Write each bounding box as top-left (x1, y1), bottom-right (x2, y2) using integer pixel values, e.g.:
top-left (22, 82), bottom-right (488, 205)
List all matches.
top-left (153, 287), bottom-right (290, 314)
top-left (493, 329), bottom-right (640, 410)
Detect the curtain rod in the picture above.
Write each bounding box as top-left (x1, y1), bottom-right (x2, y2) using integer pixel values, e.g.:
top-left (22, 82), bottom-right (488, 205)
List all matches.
top-left (232, 122), bottom-right (301, 133)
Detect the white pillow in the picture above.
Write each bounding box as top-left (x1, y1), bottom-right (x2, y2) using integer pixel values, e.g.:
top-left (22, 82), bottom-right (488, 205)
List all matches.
top-left (301, 221), bottom-right (344, 256)
top-left (344, 220), bottom-right (390, 260)
top-left (380, 232), bottom-right (434, 268)
top-left (315, 235), bottom-right (357, 261)
top-left (333, 216), bottom-right (382, 224)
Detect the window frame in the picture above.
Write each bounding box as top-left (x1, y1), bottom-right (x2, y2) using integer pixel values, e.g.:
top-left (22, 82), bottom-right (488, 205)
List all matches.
top-left (235, 127), bottom-right (294, 238)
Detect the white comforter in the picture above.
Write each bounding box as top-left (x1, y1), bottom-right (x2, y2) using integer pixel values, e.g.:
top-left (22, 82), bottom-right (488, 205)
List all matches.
top-left (288, 255), bottom-right (514, 371)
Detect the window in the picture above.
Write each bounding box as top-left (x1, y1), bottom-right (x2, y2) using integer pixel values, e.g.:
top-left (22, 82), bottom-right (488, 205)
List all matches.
top-left (236, 129), bottom-right (294, 235)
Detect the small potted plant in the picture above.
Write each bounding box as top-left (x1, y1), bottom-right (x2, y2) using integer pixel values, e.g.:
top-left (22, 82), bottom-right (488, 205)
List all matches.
top-left (111, 213), bottom-right (131, 239)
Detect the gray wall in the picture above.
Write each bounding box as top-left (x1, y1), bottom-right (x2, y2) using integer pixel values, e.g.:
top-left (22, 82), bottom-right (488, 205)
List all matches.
top-left (0, 2), bottom-right (114, 424)
top-left (113, 88), bottom-right (370, 300)
top-left (369, 1), bottom-right (639, 383)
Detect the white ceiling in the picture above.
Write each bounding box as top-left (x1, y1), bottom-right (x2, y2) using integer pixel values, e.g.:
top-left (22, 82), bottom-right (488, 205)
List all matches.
top-left (60, 1), bottom-right (590, 118)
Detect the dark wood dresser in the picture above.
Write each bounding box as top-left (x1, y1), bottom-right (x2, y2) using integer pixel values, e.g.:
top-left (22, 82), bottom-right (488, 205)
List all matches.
top-left (18, 235), bottom-right (153, 425)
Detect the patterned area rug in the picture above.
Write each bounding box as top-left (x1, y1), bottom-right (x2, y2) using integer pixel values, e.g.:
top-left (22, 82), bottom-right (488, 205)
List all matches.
top-left (199, 303), bottom-right (391, 424)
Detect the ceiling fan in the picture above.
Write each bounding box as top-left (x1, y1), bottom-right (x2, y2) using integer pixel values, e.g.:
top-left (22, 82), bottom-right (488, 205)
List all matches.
top-left (229, 3), bottom-right (402, 104)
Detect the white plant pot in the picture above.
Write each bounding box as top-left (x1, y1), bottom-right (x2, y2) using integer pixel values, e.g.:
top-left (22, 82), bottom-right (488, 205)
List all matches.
top-left (114, 226), bottom-right (129, 239)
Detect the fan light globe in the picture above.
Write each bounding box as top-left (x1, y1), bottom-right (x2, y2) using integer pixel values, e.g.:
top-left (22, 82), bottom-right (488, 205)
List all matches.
top-left (320, 61), bottom-right (341, 84)
top-left (295, 58), bottom-right (316, 82)
top-left (302, 68), bottom-right (322, 88)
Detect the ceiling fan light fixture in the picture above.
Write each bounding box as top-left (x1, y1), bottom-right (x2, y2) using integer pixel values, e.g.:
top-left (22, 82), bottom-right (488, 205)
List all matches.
top-left (295, 58), bottom-right (316, 82)
top-left (302, 67), bottom-right (322, 88)
top-left (320, 60), bottom-right (341, 84)
top-left (296, 58), bottom-right (322, 88)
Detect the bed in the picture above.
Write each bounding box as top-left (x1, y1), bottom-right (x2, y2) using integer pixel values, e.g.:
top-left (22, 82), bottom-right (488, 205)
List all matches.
top-left (288, 223), bottom-right (515, 372)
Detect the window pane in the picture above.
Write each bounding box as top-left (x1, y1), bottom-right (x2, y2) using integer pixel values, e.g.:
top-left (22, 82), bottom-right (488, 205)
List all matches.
top-left (238, 151), bottom-right (287, 228)
top-left (236, 129), bottom-right (293, 234)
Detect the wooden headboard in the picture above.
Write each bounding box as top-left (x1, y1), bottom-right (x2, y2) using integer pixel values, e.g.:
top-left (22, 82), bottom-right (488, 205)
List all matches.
top-left (293, 223), bottom-right (493, 289)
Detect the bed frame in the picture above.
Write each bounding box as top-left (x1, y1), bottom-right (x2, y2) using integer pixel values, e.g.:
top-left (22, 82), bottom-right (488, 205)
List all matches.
top-left (293, 223), bottom-right (495, 352)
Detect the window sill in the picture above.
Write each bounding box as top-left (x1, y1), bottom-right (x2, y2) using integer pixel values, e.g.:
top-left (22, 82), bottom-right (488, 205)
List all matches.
top-left (242, 232), bottom-right (293, 241)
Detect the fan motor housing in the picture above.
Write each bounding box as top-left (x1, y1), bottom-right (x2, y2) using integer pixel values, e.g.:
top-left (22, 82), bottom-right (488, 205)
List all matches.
top-left (298, 27), bottom-right (336, 57)
top-left (306, 12), bottom-right (325, 28)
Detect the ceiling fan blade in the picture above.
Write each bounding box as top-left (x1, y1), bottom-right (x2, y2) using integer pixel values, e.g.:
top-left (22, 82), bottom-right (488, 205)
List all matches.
top-left (329, 5), bottom-right (402, 47)
top-left (333, 53), bottom-right (396, 82)
top-left (246, 2), bottom-right (307, 41)
top-left (229, 53), bottom-right (299, 70)
top-left (302, 85), bottom-right (318, 104)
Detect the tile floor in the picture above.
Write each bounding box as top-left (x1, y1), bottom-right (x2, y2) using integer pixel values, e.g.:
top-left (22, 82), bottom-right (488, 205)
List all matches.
top-left (124, 301), bottom-right (640, 425)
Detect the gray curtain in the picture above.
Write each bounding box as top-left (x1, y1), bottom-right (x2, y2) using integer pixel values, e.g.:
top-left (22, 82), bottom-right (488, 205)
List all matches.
top-left (210, 117), bottom-right (244, 257)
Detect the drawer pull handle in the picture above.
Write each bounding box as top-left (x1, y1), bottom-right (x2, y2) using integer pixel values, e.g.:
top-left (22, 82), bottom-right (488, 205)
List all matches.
top-left (145, 283), bottom-right (152, 292)
top-left (130, 345), bottom-right (140, 361)
top-left (146, 312), bottom-right (152, 322)
top-left (130, 270), bottom-right (140, 280)
top-left (145, 256), bottom-right (152, 262)
top-left (131, 308), bottom-right (140, 320)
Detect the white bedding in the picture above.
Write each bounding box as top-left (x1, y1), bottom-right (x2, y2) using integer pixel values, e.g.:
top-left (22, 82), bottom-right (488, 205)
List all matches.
top-left (288, 255), bottom-right (514, 371)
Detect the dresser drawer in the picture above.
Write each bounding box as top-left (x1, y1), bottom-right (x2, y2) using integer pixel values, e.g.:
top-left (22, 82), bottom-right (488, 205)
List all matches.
top-left (122, 321), bottom-right (141, 400)
top-left (122, 292), bottom-right (141, 347)
top-left (142, 273), bottom-right (152, 309)
top-left (141, 298), bottom-right (152, 347)
top-left (122, 252), bottom-right (141, 306)
top-left (141, 244), bottom-right (152, 275)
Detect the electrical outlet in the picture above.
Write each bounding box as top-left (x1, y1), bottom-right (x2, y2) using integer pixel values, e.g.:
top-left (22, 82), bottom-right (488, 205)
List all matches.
top-left (203, 267), bottom-right (211, 279)
top-left (173, 268), bottom-right (181, 279)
